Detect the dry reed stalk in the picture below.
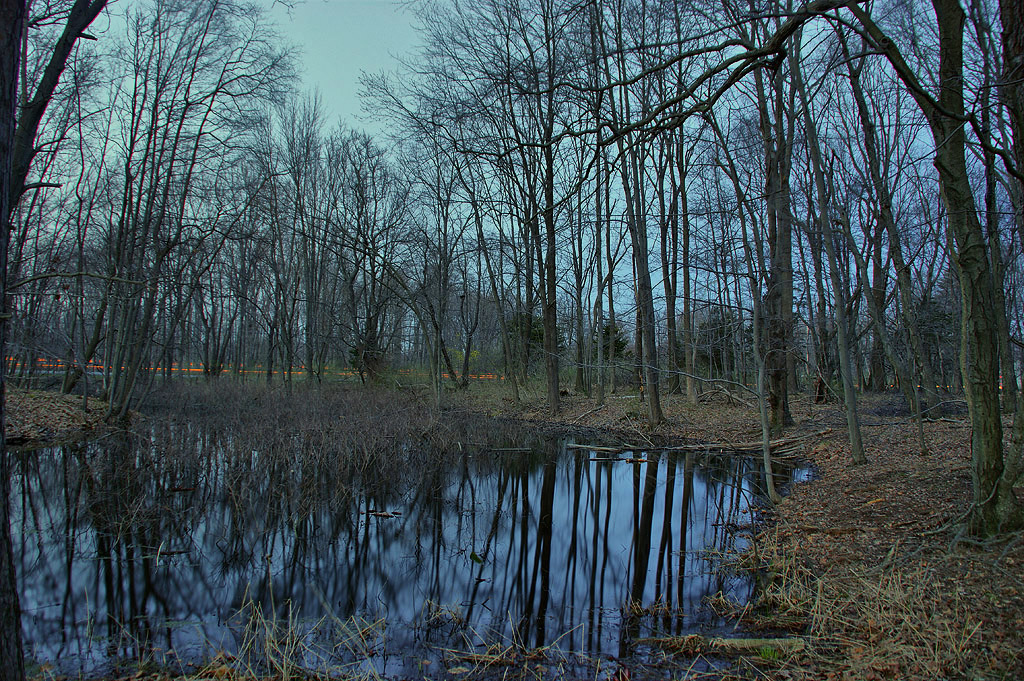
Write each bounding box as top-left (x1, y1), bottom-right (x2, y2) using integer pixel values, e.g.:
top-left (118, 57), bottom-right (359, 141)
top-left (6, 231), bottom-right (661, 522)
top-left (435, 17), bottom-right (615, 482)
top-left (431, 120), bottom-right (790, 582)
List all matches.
top-left (739, 532), bottom-right (988, 680)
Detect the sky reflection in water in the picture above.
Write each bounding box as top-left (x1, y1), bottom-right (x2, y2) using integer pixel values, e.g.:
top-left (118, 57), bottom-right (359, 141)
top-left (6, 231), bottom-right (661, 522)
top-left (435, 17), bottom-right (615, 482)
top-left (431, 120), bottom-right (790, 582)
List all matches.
top-left (13, 429), bottom-right (803, 675)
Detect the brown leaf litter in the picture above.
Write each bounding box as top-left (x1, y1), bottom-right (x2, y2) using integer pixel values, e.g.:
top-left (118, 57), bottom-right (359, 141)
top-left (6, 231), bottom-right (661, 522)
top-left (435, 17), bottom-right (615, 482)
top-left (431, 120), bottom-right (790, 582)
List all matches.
top-left (4, 387), bottom-right (112, 446)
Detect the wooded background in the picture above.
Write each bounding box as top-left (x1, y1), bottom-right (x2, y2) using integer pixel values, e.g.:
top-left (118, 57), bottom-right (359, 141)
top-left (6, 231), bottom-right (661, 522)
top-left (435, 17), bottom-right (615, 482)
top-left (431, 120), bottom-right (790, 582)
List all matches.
top-left (2, 0), bottom-right (1023, 560)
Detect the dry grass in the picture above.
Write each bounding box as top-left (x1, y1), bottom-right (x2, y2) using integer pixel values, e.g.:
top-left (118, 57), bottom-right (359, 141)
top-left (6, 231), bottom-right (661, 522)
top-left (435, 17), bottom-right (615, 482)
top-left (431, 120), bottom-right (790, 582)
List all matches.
top-left (218, 592), bottom-right (386, 681)
top-left (731, 529), bottom-right (998, 680)
top-left (453, 387), bottom-right (1024, 680)
top-left (438, 618), bottom-right (586, 681)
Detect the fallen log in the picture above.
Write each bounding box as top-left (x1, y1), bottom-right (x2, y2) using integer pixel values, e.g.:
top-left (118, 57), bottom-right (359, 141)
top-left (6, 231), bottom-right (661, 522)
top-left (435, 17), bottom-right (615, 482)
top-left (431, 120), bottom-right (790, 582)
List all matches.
top-left (566, 443), bottom-right (631, 453)
top-left (661, 429), bottom-right (832, 455)
top-left (567, 429), bottom-right (831, 458)
top-left (646, 633), bottom-right (806, 656)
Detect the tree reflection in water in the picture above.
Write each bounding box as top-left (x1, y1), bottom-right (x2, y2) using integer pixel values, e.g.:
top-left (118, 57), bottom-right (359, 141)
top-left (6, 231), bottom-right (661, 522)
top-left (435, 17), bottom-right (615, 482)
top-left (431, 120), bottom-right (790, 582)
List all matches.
top-left (12, 425), bottom-right (805, 676)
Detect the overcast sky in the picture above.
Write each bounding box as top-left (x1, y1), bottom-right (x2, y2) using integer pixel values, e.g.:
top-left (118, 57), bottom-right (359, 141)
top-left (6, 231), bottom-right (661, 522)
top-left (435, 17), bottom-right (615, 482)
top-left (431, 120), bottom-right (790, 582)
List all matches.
top-left (269, 0), bottom-right (420, 131)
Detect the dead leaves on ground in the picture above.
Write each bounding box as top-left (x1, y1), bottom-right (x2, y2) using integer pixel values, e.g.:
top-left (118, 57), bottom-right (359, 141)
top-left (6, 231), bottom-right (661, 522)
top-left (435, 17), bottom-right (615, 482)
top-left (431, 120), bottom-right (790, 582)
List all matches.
top-left (5, 388), bottom-right (110, 446)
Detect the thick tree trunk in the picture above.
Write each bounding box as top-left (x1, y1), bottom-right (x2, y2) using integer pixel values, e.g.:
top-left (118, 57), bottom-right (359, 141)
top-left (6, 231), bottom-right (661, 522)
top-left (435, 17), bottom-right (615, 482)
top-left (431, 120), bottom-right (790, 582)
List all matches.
top-left (594, 149), bottom-right (606, 406)
top-left (867, 228), bottom-right (887, 392)
top-left (661, 175), bottom-right (680, 395)
top-left (634, 241), bottom-right (664, 425)
top-left (680, 172), bottom-right (696, 405)
top-left (755, 65), bottom-right (794, 430)
top-left (9, 0), bottom-right (107, 208)
top-left (843, 209), bottom-right (929, 455)
top-left (1001, 0), bottom-right (1024, 191)
top-left (610, 128), bottom-right (663, 424)
top-left (607, 246), bottom-right (617, 395)
top-left (633, 286), bottom-right (644, 389)
top-left (998, 0), bottom-right (1024, 492)
top-left (841, 34), bottom-right (938, 420)
top-left (997, 0), bottom-right (1024, 410)
top-left (573, 203), bottom-right (587, 395)
top-left (930, 0), bottom-right (1023, 534)
top-left (1, 3), bottom-right (27, 679)
top-left (472, 201), bottom-right (519, 402)
top-left (620, 164), bottom-right (663, 424)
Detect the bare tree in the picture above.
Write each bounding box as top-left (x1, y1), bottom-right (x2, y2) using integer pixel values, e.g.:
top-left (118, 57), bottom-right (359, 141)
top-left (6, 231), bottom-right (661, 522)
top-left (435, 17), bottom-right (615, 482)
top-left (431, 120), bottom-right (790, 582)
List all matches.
top-left (790, 35), bottom-right (866, 463)
top-left (2, 3), bottom-right (108, 679)
top-left (593, 0), bottom-right (667, 424)
top-left (0, 4), bottom-right (28, 675)
top-left (851, 0), bottom-right (1023, 534)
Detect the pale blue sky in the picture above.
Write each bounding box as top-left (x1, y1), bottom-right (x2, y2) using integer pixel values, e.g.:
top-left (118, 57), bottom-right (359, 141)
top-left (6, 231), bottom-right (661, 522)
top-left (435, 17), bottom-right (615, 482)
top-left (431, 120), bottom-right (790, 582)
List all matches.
top-left (269, 0), bottom-right (420, 130)
top-left (107, 0), bottom-right (419, 129)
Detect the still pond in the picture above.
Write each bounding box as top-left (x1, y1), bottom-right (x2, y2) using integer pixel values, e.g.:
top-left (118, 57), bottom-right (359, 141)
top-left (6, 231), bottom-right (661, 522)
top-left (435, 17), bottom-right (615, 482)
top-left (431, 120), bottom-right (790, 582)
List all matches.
top-left (11, 420), bottom-right (807, 677)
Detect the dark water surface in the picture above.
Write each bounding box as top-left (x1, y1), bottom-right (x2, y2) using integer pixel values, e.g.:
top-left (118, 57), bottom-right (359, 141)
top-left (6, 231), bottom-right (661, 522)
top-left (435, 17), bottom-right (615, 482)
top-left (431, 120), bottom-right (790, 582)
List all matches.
top-left (12, 424), bottom-right (807, 677)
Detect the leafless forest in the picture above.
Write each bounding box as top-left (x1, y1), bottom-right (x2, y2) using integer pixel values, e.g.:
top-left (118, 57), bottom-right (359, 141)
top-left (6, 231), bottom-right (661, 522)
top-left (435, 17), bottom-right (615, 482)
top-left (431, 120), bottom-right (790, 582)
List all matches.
top-left (1, 0), bottom-right (1024, 676)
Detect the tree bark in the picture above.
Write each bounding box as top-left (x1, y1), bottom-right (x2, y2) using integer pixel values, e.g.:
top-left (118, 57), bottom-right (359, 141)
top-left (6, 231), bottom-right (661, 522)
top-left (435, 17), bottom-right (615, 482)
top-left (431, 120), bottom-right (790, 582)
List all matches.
top-left (839, 34), bottom-right (940, 418)
top-left (3, 2), bottom-right (111, 677)
top-left (0, 0), bottom-right (26, 671)
top-left (931, 0), bottom-right (1021, 534)
top-left (9, 0), bottom-right (107, 208)
top-left (542, 141), bottom-right (560, 415)
top-left (755, 63), bottom-right (794, 430)
top-left (854, 0), bottom-right (1024, 533)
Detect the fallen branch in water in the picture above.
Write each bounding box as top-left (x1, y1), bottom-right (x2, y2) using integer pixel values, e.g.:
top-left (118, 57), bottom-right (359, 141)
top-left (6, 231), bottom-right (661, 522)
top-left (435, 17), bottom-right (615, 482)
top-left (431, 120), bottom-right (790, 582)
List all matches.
top-left (566, 429), bottom-right (831, 458)
top-left (645, 633), bottom-right (806, 656)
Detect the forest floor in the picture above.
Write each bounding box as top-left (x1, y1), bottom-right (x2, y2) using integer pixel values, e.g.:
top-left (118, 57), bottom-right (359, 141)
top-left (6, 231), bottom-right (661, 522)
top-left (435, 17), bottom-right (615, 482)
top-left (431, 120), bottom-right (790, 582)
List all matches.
top-left (5, 387), bottom-right (113, 447)
top-left (451, 383), bottom-right (1024, 680)
top-left (6, 382), bottom-right (1024, 680)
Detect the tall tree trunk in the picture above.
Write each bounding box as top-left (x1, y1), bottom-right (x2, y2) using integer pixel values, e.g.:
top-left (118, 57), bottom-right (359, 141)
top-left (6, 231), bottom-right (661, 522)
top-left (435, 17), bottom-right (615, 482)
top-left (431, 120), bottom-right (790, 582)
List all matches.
top-left (627, 207), bottom-right (664, 424)
top-left (792, 47), bottom-right (866, 464)
top-left (661, 175), bottom-right (679, 396)
top-left (521, 218), bottom-right (534, 385)
top-left (633, 275), bottom-right (644, 390)
top-left (972, 5), bottom-right (1020, 410)
top-left (867, 223), bottom-right (887, 392)
top-left (840, 34), bottom-right (940, 415)
top-left (856, 0), bottom-right (1024, 534)
top-left (594, 145), bottom-right (606, 406)
top-left (1001, 0), bottom-right (1024, 204)
top-left (542, 142), bottom-right (560, 415)
top-left (3, 3), bottom-right (110, 677)
top-left (615, 141), bottom-right (662, 425)
top-left (931, 0), bottom-right (1022, 534)
top-left (595, 5), bottom-right (662, 424)
top-left (472, 199), bottom-right (520, 402)
top-left (998, 0), bottom-right (1024, 493)
top-left (679, 157), bottom-right (696, 404)
top-left (0, 0), bottom-right (26, 671)
top-left (606, 172), bottom-right (618, 396)
top-left (756, 63), bottom-right (794, 429)
top-left (573, 197), bottom-right (587, 395)
top-left (842, 208), bottom-right (929, 455)
top-left (9, 0), bottom-right (108, 208)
